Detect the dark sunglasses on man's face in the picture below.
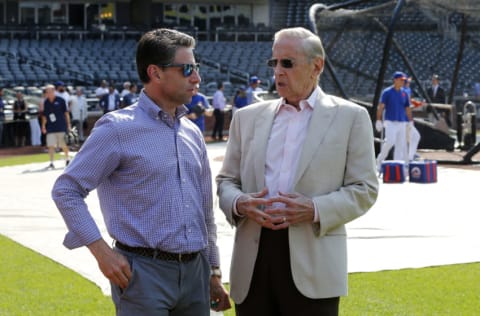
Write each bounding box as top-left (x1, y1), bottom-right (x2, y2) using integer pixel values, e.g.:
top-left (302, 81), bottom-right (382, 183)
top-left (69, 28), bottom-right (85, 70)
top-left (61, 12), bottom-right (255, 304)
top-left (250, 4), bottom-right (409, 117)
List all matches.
top-left (266, 58), bottom-right (295, 69)
top-left (159, 63), bottom-right (200, 77)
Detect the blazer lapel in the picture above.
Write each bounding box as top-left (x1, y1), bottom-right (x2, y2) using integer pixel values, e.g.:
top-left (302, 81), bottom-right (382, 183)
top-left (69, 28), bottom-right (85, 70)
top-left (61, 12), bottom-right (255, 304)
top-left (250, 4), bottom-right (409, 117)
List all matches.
top-left (293, 93), bottom-right (338, 185)
top-left (252, 101), bottom-right (278, 190)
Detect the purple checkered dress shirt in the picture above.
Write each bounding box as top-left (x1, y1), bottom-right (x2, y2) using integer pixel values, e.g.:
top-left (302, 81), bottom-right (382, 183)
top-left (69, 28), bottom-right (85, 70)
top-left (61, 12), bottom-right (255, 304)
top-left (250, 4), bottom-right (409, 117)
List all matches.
top-left (52, 90), bottom-right (219, 266)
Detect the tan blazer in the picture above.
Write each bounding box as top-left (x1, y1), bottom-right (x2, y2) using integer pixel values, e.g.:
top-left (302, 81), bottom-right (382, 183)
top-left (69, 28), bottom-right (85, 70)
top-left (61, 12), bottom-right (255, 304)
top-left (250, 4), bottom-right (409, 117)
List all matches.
top-left (216, 88), bottom-right (379, 303)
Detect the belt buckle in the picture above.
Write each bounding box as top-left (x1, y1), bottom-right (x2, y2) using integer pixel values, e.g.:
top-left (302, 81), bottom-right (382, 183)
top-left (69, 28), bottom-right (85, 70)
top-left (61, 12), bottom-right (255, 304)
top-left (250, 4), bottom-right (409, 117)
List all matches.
top-left (178, 253), bottom-right (182, 262)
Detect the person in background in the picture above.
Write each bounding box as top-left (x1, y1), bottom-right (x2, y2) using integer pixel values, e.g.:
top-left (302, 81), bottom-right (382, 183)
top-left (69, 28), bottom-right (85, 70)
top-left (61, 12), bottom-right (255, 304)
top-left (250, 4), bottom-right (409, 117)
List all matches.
top-left (0, 87), bottom-right (5, 146)
top-left (13, 91), bottom-right (28, 147)
top-left (28, 101), bottom-right (42, 146)
top-left (70, 87), bottom-right (88, 141)
top-left (38, 88), bottom-right (47, 146)
top-left (0, 87), bottom-right (5, 147)
top-left (55, 81), bottom-right (71, 111)
top-left (426, 74), bottom-right (450, 126)
top-left (41, 84), bottom-right (71, 168)
top-left (121, 83), bottom-right (139, 108)
top-left (13, 91), bottom-right (27, 121)
top-left (232, 85), bottom-right (248, 116)
top-left (120, 81), bottom-right (131, 98)
top-left (185, 84), bottom-right (210, 132)
top-left (95, 80), bottom-right (109, 99)
top-left (474, 82), bottom-right (480, 98)
top-left (51, 28), bottom-right (230, 315)
top-left (99, 85), bottom-right (121, 114)
top-left (268, 75), bottom-right (276, 93)
top-left (211, 81), bottom-right (226, 141)
top-left (403, 77), bottom-right (421, 161)
top-left (427, 74), bottom-right (446, 104)
top-left (375, 71), bottom-right (413, 171)
top-left (216, 26), bottom-right (378, 316)
top-left (246, 76), bottom-right (263, 105)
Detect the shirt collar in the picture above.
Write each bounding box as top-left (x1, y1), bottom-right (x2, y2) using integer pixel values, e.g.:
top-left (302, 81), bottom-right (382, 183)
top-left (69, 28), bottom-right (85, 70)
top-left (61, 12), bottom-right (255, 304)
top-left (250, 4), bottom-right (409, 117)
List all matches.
top-left (276, 86), bottom-right (320, 114)
top-left (138, 89), bottom-right (188, 122)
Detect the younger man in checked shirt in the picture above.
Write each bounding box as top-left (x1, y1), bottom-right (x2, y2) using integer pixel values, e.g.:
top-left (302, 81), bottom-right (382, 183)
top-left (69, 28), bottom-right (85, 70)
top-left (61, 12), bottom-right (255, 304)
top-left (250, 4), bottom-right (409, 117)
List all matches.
top-left (52, 28), bottom-right (230, 315)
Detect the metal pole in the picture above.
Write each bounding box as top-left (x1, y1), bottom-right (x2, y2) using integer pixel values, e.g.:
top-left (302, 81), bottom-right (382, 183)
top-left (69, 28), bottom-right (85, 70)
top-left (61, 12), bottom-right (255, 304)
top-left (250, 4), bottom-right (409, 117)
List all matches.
top-left (372, 0), bottom-right (406, 123)
top-left (448, 14), bottom-right (467, 105)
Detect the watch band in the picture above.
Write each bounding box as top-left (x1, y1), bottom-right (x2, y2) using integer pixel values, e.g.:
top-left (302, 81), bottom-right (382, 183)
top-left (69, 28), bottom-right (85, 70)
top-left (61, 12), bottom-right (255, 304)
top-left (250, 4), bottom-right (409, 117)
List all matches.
top-left (211, 267), bottom-right (222, 278)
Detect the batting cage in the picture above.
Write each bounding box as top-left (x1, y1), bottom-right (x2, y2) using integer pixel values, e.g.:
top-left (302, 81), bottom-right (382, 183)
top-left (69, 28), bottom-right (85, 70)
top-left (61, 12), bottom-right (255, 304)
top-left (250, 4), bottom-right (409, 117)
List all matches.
top-left (308, 0), bottom-right (480, 160)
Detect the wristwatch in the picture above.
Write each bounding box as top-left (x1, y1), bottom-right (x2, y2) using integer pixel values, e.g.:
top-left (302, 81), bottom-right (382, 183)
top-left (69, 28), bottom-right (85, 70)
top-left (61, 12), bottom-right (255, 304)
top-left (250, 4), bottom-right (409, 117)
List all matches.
top-left (211, 267), bottom-right (222, 278)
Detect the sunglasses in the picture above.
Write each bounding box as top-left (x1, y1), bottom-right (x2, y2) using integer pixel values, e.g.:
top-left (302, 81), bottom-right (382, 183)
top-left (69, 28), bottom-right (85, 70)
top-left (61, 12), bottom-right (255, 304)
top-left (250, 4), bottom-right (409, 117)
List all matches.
top-left (266, 58), bottom-right (295, 69)
top-left (159, 63), bottom-right (200, 77)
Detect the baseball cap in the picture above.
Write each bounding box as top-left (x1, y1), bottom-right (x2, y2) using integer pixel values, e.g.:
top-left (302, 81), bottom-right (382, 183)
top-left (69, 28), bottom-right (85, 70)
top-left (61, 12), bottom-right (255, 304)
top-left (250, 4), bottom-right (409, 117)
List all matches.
top-left (393, 71), bottom-right (406, 80)
top-left (250, 76), bottom-right (261, 84)
top-left (55, 81), bottom-right (65, 87)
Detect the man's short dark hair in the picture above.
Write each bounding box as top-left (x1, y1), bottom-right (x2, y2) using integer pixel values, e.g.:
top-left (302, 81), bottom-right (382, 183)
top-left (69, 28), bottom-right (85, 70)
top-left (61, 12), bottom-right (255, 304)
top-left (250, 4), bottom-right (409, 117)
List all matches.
top-left (136, 28), bottom-right (195, 83)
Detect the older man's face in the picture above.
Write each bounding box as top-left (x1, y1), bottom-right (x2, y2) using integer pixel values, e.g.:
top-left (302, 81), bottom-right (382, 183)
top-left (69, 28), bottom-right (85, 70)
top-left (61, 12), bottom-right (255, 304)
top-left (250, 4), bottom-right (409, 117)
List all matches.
top-left (271, 36), bottom-right (323, 106)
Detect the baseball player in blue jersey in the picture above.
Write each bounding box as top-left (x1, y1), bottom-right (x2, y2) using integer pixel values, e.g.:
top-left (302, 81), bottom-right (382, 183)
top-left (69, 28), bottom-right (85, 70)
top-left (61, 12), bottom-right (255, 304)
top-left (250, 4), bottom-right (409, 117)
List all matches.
top-left (375, 71), bottom-right (413, 172)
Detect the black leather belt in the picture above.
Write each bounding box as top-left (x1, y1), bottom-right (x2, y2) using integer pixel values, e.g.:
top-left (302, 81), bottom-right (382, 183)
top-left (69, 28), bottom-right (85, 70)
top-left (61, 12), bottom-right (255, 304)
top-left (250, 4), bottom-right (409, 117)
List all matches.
top-left (115, 241), bottom-right (198, 262)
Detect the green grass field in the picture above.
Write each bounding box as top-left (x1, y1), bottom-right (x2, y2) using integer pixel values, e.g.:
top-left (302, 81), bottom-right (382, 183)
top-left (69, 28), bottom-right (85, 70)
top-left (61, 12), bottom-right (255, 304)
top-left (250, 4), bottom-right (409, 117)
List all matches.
top-left (1, 234), bottom-right (479, 315)
top-left (1, 154), bottom-right (479, 315)
top-left (0, 235), bottom-right (114, 316)
top-left (0, 153), bottom-right (63, 167)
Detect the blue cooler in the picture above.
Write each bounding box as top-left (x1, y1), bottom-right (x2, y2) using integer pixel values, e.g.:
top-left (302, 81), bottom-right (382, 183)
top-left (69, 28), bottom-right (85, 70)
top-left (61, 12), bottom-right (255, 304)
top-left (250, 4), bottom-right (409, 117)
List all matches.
top-left (381, 160), bottom-right (406, 183)
top-left (409, 160), bottom-right (437, 183)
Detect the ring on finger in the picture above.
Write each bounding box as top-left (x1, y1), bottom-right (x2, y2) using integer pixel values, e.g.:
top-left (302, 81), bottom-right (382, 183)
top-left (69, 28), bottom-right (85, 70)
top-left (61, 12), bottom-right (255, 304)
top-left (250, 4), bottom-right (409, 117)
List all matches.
top-left (282, 216), bottom-right (287, 223)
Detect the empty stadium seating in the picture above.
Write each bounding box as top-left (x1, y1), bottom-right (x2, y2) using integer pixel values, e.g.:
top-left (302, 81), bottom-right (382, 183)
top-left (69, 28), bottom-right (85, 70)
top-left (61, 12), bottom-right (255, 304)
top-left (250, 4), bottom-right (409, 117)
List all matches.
top-left (0, 0), bottom-right (479, 103)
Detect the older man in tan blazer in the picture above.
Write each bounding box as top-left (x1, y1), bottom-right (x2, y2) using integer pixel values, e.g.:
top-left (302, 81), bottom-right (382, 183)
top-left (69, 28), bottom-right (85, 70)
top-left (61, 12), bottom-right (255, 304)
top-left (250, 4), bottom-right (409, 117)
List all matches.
top-left (216, 27), bottom-right (379, 316)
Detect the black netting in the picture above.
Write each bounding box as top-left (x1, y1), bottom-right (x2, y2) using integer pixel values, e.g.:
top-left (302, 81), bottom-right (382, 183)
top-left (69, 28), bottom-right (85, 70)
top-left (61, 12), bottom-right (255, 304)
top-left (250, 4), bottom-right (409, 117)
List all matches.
top-left (309, 0), bottom-right (480, 101)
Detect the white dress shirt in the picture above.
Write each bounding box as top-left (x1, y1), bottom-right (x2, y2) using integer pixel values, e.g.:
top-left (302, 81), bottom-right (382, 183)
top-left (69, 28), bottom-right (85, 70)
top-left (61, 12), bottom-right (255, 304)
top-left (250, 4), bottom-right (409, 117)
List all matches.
top-left (212, 90), bottom-right (226, 110)
top-left (70, 95), bottom-right (88, 121)
top-left (264, 87), bottom-right (320, 222)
